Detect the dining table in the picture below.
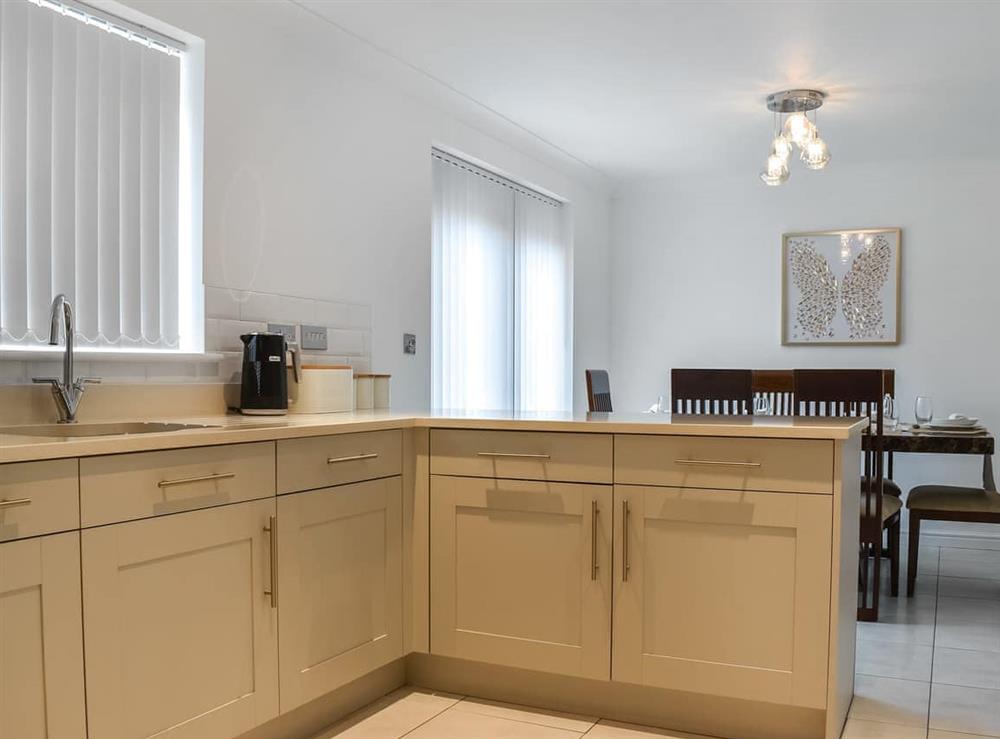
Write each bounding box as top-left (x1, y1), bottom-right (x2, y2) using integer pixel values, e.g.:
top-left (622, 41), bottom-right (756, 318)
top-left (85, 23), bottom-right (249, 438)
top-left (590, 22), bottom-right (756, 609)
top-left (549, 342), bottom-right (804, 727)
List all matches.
top-left (868, 424), bottom-right (996, 491)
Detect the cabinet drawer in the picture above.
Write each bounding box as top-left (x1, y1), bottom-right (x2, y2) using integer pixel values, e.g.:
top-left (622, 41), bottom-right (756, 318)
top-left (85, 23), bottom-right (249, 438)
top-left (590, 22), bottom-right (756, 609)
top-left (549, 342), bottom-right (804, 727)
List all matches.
top-left (430, 429), bottom-right (612, 484)
top-left (0, 459), bottom-right (79, 542)
top-left (277, 430), bottom-right (401, 494)
top-left (615, 435), bottom-right (832, 494)
top-left (80, 442), bottom-right (276, 527)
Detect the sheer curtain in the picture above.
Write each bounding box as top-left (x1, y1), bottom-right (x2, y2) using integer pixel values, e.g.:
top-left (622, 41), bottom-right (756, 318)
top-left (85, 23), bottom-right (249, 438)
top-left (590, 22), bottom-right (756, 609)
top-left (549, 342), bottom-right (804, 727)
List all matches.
top-left (432, 150), bottom-right (572, 412)
top-left (0, 0), bottom-right (182, 349)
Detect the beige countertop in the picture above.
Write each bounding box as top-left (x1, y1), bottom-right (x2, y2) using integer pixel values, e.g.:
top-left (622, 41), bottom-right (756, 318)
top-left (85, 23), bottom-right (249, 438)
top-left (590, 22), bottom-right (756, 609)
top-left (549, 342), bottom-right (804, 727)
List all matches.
top-left (0, 410), bottom-right (867, 464)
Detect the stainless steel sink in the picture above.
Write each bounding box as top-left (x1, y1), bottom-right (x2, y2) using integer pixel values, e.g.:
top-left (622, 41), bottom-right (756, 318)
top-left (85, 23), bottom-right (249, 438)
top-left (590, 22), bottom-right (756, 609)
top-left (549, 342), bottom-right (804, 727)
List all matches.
top-left (0, 422), bottom-right (220, 438)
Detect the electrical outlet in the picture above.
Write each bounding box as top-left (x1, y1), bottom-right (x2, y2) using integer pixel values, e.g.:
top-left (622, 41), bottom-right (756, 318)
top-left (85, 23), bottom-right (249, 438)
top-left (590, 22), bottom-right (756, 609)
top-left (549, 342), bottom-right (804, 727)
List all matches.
top-left (300, 325), bottom-right (328, 351)
top-left (267, 323), bottom-right (296, 342)
top-left (403, 333), bottom-right (416, 355)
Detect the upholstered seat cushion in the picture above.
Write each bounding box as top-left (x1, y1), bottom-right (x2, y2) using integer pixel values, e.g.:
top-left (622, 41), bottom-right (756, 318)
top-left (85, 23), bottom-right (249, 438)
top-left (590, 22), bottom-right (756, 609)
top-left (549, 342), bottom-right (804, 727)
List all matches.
top-left (907, 485), bottom-right (1000, 513)
top-left (860, 490), bottom-right (902, 523)
top-left (860, 477), bottom-right (901, 497)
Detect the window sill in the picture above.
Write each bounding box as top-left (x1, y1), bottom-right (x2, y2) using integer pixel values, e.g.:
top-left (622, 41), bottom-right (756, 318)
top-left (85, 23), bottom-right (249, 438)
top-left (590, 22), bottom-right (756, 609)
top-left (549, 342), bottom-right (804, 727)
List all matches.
top-left (0, 349), bottom-right (225, 364)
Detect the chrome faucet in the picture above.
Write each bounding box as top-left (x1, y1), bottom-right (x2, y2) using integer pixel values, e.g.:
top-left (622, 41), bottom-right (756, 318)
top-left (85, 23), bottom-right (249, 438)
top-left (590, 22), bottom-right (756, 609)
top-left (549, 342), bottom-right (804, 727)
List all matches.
top-left (31, 295), bottom-right (100, 423)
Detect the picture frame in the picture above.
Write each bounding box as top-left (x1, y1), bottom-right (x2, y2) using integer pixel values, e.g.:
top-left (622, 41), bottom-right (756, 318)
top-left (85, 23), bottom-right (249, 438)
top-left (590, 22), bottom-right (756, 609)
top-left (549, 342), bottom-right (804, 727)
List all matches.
top-left (781, 228), bottom-right (901, 345)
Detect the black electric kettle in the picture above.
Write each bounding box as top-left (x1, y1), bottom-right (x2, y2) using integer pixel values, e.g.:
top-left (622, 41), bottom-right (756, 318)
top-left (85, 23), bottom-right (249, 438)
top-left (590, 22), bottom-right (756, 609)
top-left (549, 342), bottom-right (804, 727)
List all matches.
top-left (239, 333), bottom-right (301, 415)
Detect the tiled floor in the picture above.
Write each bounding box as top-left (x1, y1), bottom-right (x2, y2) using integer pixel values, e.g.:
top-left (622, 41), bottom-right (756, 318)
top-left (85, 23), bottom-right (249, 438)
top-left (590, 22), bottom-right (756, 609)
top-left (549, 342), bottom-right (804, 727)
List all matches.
top-left (845, 537), bottom-right (1000, 739)
top-left (316, 536), bottom-right (1000, 739)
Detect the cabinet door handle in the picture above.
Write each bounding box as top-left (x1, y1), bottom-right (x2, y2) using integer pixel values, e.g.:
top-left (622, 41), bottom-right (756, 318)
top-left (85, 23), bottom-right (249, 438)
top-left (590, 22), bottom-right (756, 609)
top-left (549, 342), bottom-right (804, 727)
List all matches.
top-left (0, 497), bottom-right (31, 510)
top-left (674, 459), bottom-right (762, 468)
top-left (263, 516), bottom-right (278, 609)
top-left (475, 452), bottom-right (551, 460)
top-left (591, 500), bottom-right (599, 581)
top-left (327, 453), bottom-right (379, 464)
top-left (622, 499), bottom-right (631, 582)
top-left (157, 472), bottom-right (236, 488)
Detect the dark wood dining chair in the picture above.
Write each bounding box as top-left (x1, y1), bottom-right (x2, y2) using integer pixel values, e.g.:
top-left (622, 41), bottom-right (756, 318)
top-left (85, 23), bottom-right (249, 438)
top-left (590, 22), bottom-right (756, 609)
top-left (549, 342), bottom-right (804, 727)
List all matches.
top-left (906, 488), bottom-right (1000, 596)
top-left (585, 369), bottom-right (613, 412)
top-left (671, 369), bottom-right (753, 415)
top-left (793, 369), bottom-right (899, 621)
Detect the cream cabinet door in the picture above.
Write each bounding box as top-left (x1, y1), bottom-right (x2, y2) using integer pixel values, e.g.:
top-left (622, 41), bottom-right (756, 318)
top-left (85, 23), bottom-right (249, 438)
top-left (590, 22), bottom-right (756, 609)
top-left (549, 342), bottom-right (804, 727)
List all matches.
top-left (82, 499), bottom-right (279, 739)
top-left (0, 532), bottom-right (86, 739)
top-left (277, 477), bottom-right (402, 712)
top-left (612, 486), bottom-right (832, 708)
top-left (430, 476), bottom-right (612, 680)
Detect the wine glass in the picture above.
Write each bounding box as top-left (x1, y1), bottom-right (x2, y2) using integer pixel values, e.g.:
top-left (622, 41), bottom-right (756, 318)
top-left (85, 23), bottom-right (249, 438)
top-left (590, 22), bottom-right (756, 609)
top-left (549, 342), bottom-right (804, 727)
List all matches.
top-left (883, 394), bottom-right (899, 430)
top-left (914, 396), bottom-right (933, 425)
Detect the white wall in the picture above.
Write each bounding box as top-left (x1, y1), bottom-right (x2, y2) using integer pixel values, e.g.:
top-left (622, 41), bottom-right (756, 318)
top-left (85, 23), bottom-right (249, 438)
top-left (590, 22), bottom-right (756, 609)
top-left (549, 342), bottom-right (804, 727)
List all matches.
top-left (8, 0), bottom-right (610, 409)
top-left (611, 157), bottom-right (1000, 530)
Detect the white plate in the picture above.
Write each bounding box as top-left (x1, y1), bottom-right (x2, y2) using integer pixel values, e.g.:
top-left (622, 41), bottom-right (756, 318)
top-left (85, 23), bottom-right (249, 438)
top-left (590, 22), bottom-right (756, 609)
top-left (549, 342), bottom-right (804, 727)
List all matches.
top-left (929, 418), bottom-right (979, 429)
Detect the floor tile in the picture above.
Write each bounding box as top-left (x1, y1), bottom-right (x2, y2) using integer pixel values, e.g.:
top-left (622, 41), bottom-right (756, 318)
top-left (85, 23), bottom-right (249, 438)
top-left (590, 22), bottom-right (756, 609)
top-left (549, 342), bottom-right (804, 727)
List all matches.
top-left (877, 594), bottom-right (938, 623)
top-left (857, 640), bottom-right (933, 681)
top-left (452, 698), bottom-right (597, 733)
top-left (849, 675), bottom-right (931, 728)
top-left (935, 618), bottom-right (1000, 653)
top-left (858, 619), bottom-right (935, 647)
top-left (319, 688), bottom-right (462, 738)
top-left (403, 708), bottom-right (583, 738)
top-left (929, 683), bottom-right (1000, 736)
top-left (939, 548), bottom-right (1000, 580)
top-left (937, 596), bottom-right (1000, 625)
top-left (938, 576), bottom-right (1000, 600)
top-left (918, 547), bottom-right (942, 575)
top-left (840, 718), bottom-right (927, 738)
top-left (583, 720), bottom-right (714, 738)
top-left (929, 730), bottom-right (998, 739)
top-left (933, 647), bottom-right (1000, 690)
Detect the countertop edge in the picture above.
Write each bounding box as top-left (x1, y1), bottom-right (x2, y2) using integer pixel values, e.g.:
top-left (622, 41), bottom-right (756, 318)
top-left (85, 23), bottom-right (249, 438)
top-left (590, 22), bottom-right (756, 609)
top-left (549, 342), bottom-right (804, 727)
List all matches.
top-left (0, 414), bottom-right (868, 464)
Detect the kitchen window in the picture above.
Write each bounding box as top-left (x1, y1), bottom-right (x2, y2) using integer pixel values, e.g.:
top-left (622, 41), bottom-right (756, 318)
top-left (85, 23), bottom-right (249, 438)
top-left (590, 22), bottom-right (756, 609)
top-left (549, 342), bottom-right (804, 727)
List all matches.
top-left (0, 0), bottom-right (203, 353)
top-left (431, 149), bottom-right (572, 412)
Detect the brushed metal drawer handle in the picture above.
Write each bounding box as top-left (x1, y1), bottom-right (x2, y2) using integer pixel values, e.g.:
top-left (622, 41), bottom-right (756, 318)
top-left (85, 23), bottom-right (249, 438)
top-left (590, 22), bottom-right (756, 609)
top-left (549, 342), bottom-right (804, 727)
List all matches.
top-left (591, 499), bottom-right (600, 581)
top-left (263, 515), bottom-right (278, 609)
top-left (0, 497), bottom-right (31, 510)
top-left (157, 472), bottom-right (236, 489)
top-left (622, 499), bottom-right (631, 582)
top-left (476, 452), bottom-right (552, 460)
top-left (674, 459), bottom-right (762, 468)
top-left (327, 453), bottom-right (379, 464)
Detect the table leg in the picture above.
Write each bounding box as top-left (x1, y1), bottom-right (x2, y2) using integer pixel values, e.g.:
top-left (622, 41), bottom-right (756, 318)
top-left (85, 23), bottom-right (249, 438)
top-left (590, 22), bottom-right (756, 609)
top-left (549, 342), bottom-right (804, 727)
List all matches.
top-left (982, 454), bottom-right (996, 492)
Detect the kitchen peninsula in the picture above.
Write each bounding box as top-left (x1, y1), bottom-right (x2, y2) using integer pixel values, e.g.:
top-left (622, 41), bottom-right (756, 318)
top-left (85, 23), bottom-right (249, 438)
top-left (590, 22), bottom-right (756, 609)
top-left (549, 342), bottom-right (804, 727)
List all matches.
top-left (0, 411), bottom-right (864, 739)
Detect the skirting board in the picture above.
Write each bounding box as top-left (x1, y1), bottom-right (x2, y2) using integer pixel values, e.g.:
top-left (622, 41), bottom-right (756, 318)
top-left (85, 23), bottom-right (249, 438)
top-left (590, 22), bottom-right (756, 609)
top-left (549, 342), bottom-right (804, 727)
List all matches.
top-left (237, 659), bottom-right (406, 739)
top-left (406, 654), bottom-right (828, 739)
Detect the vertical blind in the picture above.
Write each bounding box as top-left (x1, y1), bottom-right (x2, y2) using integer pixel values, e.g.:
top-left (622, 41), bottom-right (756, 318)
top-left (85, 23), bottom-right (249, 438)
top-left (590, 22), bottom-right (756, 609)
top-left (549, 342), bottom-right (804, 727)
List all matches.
top-left (432, 150), bottom-right (572, 412)
top-left (0, 0), bottom-right (183, 349)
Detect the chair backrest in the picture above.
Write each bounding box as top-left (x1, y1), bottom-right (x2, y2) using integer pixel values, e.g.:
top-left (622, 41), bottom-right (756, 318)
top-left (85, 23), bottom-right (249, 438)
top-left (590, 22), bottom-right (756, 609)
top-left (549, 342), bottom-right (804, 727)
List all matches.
top-left (671, 369), bottom-right (753, 415)
top-left (751, 370), bottom-right (796, 415)
top-left (792, 369), bottom-right (885, 419)
top-left (585, 369), bottom-right (613, 412)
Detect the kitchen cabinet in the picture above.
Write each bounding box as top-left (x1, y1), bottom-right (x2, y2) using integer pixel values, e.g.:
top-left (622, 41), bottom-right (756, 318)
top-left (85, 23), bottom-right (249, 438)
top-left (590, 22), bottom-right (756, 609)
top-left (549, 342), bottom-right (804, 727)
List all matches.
top-left (82, 498), bottom-right (279, 739)
top-left (0, 532), bottom-right (86, 739)
top-left (277, 477), bottom-right (403, 712)
top-left (612, 485), bottom-right (832, 708)
top-left (430, 474), bottom-right (613, 680)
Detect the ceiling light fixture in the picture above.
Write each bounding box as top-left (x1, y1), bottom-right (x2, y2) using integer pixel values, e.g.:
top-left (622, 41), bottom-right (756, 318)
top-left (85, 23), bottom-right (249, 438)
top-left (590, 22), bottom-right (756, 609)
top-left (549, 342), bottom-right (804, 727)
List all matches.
top-left (760, 89), bottom-right (830, 186)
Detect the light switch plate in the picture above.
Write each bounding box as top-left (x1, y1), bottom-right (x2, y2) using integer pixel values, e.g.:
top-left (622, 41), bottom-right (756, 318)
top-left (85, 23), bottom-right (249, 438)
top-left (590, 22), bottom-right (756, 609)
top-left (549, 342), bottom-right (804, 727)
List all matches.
top-left (300, 325), bottom-right (328, 351)
top-left (403, 333), bottom-right (416, 355)
top-left (267, 323), bottom-right (296, 342)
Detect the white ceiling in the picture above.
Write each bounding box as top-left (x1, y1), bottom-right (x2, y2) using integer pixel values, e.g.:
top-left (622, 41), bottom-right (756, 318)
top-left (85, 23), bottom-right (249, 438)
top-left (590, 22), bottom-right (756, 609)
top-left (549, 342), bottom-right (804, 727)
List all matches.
top-left (296, 1), bottom-right (1000, 182)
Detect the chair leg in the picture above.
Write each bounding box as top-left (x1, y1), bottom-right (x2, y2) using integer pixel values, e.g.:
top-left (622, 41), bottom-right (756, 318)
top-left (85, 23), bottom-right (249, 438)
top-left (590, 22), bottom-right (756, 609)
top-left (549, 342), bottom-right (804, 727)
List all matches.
top-left (907, 514), bottom-right (921, 597)
top-left (888, 519), bottom-right (900, 597)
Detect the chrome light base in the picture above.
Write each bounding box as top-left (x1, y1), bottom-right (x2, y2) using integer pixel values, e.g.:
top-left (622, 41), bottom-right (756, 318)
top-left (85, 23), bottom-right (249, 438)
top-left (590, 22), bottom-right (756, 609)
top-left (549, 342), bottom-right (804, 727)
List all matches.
top-left (766, 89), bottom-right (826, 113)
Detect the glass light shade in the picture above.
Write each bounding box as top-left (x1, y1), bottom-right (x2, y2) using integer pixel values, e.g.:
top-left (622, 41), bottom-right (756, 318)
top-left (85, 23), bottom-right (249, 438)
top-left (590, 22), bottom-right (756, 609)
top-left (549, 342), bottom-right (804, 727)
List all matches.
top-left (759, 153), bottom-right (789, 185)
top-left (783, 112), bottom-right (815, 147)
top-left (800, 136), bottom-right (831, 169)
top-left (772, 134), bottom-right (793, 161)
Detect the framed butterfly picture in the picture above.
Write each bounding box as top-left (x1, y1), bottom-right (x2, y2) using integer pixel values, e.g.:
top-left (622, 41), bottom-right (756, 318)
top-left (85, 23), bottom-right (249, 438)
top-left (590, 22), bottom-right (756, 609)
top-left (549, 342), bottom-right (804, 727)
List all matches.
top-left (781, 228), bottom-right (901, 345)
